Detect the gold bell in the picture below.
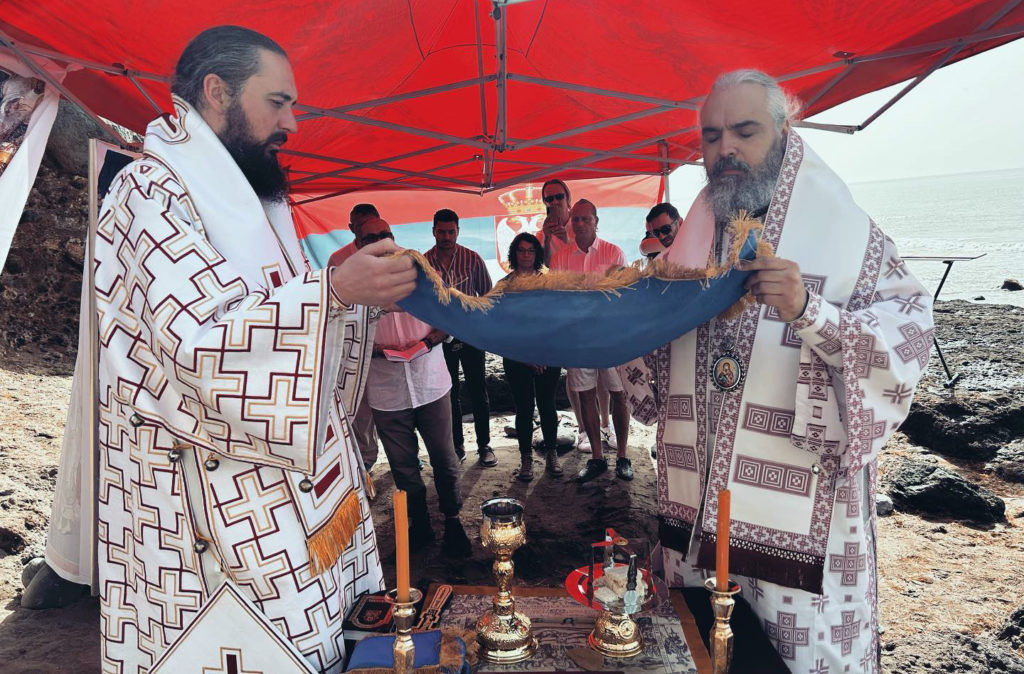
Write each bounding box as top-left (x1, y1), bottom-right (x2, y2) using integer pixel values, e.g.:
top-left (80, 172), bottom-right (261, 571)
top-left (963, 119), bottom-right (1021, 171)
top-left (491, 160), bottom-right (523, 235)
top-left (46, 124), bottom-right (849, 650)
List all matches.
top-left (299, 478), bottom-right (314, 493)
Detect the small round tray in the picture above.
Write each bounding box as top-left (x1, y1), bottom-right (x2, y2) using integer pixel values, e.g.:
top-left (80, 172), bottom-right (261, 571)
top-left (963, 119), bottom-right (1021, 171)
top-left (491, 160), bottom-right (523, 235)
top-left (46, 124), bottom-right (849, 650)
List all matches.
top-left (564, 562), bottom-right (663, 614)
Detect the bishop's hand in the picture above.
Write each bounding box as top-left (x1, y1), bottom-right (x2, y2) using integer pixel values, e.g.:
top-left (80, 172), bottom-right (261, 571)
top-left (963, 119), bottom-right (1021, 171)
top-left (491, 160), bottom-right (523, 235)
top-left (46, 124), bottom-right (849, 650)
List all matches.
top-left (738, 256), bottom-right (808, 322)
top-left (331, 239), bottom-right (417, 307)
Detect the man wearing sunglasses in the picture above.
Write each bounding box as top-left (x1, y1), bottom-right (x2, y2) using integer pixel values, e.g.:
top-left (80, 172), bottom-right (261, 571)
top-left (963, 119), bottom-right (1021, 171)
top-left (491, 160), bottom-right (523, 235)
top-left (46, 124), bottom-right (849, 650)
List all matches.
top-left (327, 203), bottom-right (385, 473)
top-left (645, 202), bottom-right (681, 250)
top-left (328, 202), bottom-right (380, 267)
top-left (363, 217), bottom-right (473, 558)
top-left (539, 178), bottom-right (574, 264)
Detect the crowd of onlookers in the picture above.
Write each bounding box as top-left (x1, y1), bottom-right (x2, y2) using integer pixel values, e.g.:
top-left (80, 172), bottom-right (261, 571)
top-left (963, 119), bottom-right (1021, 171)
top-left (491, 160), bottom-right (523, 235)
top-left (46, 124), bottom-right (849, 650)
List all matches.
top-left (333, 180), bottom-right (683, 555)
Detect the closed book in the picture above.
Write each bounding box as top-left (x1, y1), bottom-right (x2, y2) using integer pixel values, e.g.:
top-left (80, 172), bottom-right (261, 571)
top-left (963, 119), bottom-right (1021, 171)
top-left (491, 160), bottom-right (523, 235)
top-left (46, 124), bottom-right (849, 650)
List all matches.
top-left (342, 590), bottom-right (426, 642)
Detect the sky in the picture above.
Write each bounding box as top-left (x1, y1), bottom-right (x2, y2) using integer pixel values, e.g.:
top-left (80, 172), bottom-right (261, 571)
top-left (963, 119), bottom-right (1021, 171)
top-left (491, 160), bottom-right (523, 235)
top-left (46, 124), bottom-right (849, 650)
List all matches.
top-left (667, 37), bottom-right (1024, 201)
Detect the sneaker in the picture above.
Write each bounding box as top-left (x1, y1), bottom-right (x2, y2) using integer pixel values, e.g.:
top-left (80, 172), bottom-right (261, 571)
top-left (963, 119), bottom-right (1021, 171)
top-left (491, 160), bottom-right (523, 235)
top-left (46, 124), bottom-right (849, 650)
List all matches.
top-left (615, 457), bottom-right (634, 481)
top-left (442, 517), bottom-right (473, 557)
top-left (577, 435), bottom-right (592, 453)
top-left (478, 446), bottom-right (498, 467)
top-left (454, 444), bottom-right (466, 463)
top-left (601, 425), bottom-right (613, 444)
top-left (409, 520), bottom-right (435, 552)
top-left (576, 458), bottom-right (608, 483)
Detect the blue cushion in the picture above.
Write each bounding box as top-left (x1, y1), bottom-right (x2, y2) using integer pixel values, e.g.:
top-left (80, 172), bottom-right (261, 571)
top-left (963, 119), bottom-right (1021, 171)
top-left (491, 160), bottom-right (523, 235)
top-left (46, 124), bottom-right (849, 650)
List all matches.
top-left (345, 630), bottom-right (469, 673)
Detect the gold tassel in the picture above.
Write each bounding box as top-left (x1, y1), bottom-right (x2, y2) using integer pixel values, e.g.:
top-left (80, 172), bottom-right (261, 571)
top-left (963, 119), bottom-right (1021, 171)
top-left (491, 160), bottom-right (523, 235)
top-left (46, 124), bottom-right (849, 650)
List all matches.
top-left (307, 490), bottom-right (363, 574)
top-left (364, 469), bottom-right (377, 501)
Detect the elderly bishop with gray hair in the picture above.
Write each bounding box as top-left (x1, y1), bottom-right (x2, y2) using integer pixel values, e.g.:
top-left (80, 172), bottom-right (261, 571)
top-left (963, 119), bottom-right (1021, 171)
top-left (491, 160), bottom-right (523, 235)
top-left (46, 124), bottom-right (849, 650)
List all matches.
top-left (622, 69), bottom-right (934, 673)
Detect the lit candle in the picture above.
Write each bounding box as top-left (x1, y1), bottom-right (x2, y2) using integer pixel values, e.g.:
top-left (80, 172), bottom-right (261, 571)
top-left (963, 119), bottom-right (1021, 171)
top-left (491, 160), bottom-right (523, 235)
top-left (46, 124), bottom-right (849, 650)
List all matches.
top-left (716, 489), bottom-right (731, 592)
top-left (394, 490), bottom-right (410, 603)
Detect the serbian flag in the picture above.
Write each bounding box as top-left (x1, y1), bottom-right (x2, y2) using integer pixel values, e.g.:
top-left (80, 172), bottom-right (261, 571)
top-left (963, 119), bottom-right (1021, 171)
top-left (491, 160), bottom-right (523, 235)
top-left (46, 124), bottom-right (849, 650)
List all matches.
top-left (291, 175), bottom-right (661, 277)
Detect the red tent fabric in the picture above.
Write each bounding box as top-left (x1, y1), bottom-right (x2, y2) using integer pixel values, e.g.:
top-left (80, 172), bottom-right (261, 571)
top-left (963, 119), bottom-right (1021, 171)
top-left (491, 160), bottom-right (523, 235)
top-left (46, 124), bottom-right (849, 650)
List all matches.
top-left (2, 0), bottom-right (1022, 196)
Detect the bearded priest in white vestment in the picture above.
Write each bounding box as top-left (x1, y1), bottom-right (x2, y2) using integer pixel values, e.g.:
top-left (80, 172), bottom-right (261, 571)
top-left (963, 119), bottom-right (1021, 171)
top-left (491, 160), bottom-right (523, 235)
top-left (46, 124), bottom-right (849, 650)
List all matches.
top-left (621, 70), bottom-right (934, 673)
top-left (92, 27), bottom-right (417, 673)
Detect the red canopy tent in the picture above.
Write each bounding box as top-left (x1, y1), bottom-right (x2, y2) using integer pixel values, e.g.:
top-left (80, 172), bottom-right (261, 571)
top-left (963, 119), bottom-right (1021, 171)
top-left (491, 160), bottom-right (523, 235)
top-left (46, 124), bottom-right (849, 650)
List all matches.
top-left (2, 0), bottom-right (1022, 203)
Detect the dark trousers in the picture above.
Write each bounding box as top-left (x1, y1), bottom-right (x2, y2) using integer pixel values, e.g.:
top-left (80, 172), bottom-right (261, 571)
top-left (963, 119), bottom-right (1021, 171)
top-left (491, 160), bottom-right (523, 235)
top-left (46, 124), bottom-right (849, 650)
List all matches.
top-left (503, 358), bottom-right (561, 455)
top-left (371, 395), bottom-right (463, 518)
top-left (443, 340), bottom-right (490, 450)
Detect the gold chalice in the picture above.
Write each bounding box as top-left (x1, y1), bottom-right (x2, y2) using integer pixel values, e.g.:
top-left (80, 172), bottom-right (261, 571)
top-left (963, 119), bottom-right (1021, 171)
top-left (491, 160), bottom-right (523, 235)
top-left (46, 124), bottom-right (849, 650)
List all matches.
top-left (475, 497), bottom-right (537, 663)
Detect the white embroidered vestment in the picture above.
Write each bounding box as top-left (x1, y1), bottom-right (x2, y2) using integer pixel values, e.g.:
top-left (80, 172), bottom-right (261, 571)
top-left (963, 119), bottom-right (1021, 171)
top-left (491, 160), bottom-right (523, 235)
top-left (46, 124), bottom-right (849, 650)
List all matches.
top-left (622, 133), bottom-right (933, 673)
top-left (94, 100), bottom-right (382, 673)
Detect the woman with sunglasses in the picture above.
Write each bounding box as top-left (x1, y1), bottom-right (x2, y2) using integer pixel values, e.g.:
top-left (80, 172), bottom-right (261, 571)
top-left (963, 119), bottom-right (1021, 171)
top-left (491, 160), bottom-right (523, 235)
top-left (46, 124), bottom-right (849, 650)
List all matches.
top-left (498, 232), bottom-right (564, 481)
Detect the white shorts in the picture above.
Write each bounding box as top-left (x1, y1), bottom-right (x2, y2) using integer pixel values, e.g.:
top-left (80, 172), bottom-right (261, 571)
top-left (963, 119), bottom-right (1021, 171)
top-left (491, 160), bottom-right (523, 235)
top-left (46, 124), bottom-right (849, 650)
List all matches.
top-left (566, 367), bottom-right (624, 393)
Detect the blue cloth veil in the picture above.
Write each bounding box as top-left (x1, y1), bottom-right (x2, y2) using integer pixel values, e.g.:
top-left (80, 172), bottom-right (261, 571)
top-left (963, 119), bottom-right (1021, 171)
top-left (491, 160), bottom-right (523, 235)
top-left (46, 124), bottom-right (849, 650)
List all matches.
top-left (396, 229), bottom-right (761, 368)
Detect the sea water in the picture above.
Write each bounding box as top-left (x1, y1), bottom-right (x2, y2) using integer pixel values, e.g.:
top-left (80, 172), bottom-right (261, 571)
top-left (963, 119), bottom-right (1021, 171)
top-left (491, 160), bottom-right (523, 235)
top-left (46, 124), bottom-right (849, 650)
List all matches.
top-left (849, 167), bottom-right (1024, 307)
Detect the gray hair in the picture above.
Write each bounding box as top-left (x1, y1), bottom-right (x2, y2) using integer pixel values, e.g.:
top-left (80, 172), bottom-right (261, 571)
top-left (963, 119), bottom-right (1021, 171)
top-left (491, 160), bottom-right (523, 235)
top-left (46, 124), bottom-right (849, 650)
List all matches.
top-left (706, 69), bottom-right (801, 130)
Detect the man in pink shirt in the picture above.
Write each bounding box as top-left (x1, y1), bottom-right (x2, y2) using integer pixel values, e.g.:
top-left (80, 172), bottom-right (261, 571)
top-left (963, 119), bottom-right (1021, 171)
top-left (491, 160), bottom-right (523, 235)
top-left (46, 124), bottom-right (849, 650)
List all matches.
top-left (549, 200), bottom-right (633, 483)
top-left (327, 203), bottom-right (383, 473)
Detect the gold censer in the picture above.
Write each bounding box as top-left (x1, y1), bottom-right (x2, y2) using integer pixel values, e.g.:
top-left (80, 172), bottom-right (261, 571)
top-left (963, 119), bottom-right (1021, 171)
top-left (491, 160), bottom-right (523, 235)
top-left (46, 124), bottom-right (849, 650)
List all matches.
top-left (475, 498), bottom-right (537, 663)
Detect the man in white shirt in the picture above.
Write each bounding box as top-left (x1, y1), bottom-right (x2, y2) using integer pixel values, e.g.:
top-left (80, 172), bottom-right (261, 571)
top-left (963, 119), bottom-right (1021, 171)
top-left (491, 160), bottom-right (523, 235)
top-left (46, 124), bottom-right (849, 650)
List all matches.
top-left (549, 200), bottom-right (633, 483)
top-left (363, 218), bottom-right (473, 556)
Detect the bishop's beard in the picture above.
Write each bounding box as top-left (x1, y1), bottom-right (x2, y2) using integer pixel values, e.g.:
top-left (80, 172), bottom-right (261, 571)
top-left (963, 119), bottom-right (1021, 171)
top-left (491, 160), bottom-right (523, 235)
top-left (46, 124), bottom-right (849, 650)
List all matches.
top-left (220, 99), bottom-right (290, 202)
top-left (705, 132), bottom-right (786, 226)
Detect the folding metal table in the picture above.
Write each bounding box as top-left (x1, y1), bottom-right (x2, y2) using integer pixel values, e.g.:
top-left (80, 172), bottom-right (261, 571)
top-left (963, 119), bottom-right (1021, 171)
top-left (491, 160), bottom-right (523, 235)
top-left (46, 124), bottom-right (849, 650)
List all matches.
top-left (902, 254), bottom-right (986, 387)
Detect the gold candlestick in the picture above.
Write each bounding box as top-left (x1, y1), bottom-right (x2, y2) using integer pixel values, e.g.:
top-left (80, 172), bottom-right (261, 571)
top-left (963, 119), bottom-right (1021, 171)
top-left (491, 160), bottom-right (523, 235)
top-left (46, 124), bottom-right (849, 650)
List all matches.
top-left (475, 498), bottom-right (537, 663)
top-left (387, 587), bottom-right (423, 674)
top-left (704, 578), bottom-right (740, 674)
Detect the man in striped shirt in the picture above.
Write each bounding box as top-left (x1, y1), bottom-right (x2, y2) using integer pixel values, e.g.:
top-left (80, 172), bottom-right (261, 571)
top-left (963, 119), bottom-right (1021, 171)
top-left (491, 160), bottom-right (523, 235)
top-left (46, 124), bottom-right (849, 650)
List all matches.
top-left (425, 209), bottom-right (497, 467)
top-left (549, 199), bottom-right (634, 483)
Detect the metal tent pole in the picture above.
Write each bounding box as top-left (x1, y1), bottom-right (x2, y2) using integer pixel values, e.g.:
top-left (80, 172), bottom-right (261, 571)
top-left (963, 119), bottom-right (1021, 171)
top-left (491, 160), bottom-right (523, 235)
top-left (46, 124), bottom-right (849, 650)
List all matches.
top-left (493, 0), bottom-right (509, 152)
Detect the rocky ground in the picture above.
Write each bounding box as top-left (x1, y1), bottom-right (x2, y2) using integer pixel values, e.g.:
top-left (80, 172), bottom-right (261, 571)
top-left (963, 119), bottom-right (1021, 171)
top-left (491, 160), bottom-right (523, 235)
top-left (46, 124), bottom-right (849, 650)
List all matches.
top-left (1, 149), bottom-right (1023, 671)
top-left (1, 302), bottom-right (1022, 673)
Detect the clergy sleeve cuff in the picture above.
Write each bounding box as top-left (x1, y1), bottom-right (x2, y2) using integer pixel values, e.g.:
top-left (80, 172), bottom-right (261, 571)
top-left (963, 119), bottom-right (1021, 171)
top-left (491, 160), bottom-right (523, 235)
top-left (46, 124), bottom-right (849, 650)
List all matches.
top-left (788, 291), bottom-right (844, 365)
top-left (788, 290), bottom-right (825, 332)
top-left (326, 266), bottom-right (351, 311)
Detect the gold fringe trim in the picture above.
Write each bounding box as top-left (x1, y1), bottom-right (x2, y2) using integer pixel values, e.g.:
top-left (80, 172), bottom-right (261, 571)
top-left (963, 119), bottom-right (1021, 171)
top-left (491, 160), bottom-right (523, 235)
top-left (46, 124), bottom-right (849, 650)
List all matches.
top-left (440, 629), bottom-right (473, 670)
top-left (397, 212), bottom-right (773, 319)
top-left (458, 628), bottom-right (480, 668)
top-left (307, 490), bottom-right (363, 575)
